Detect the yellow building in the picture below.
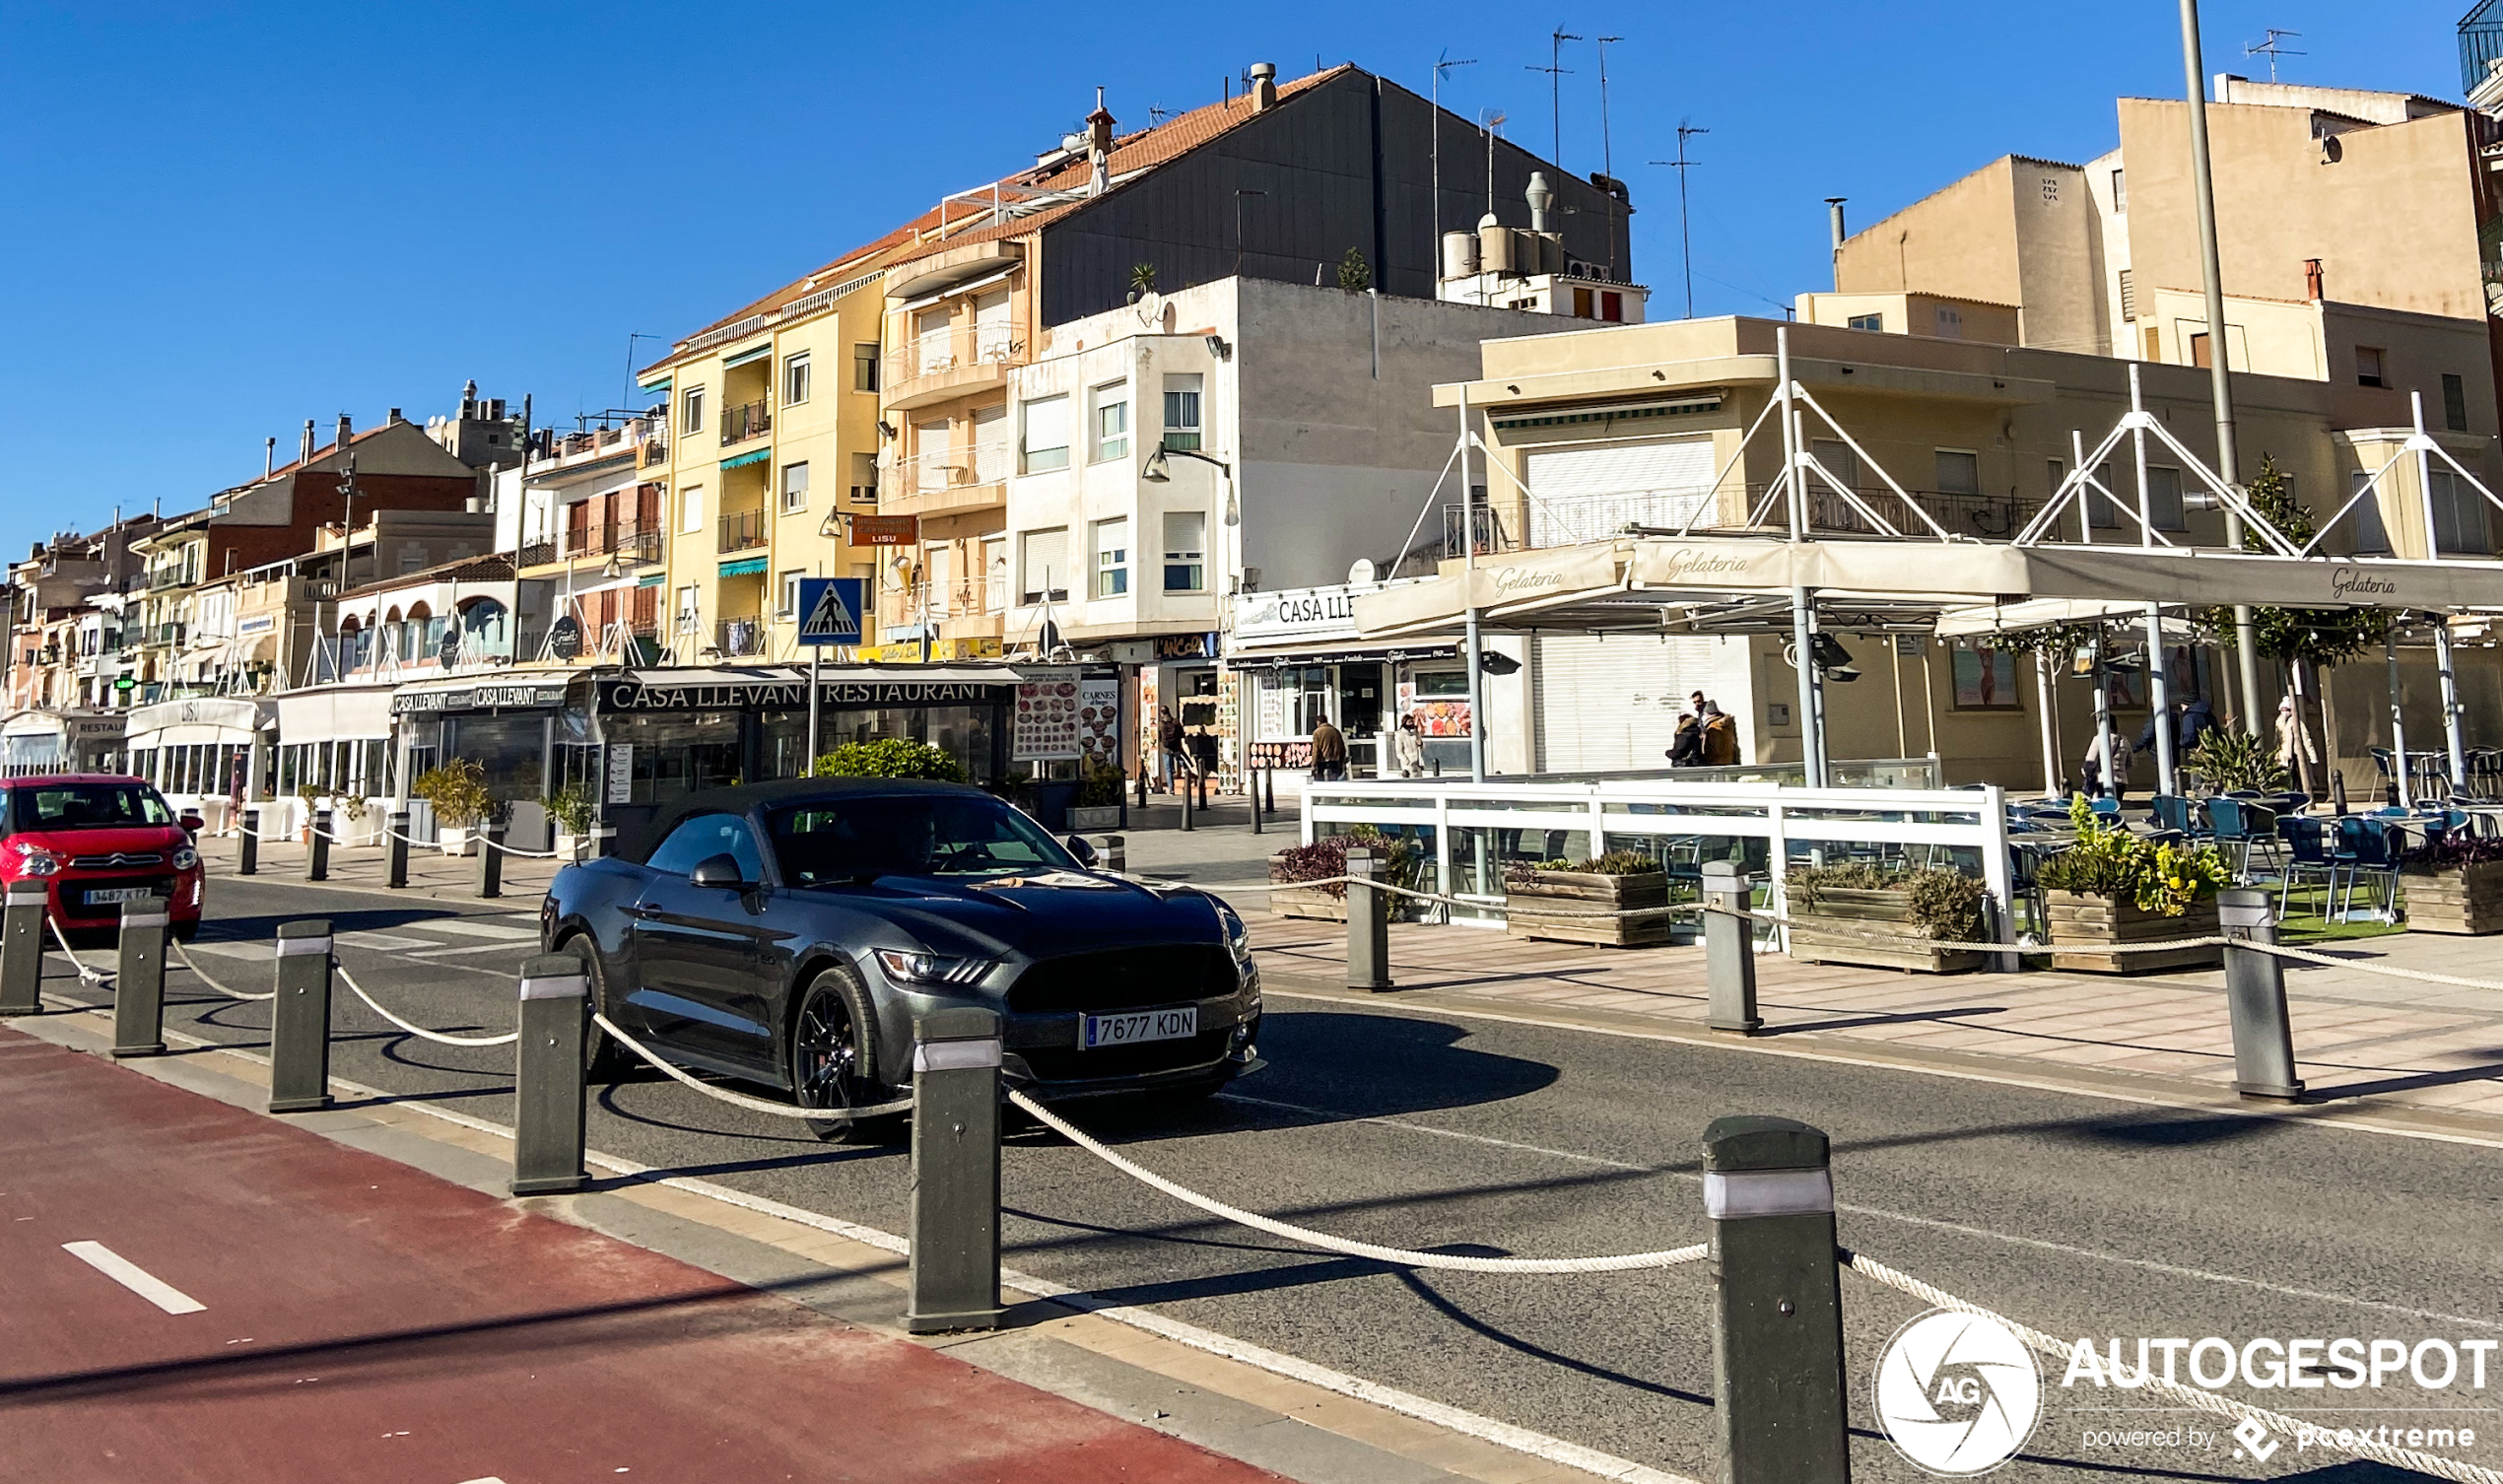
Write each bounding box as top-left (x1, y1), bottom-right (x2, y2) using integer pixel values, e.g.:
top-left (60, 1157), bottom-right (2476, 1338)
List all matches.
top-left (638, 230), bottom-right (913, 665)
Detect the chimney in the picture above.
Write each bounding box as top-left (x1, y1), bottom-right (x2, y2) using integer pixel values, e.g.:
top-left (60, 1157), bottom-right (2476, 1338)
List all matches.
top-left (264, 437), bottom-right (276, 478)
top-left (300, 420), bottom-right (315, 467)
top-left (1087, 89), bottom-right (1114, 196)
top-left (2304, 257), bottom-right (2325, 303)
top-left (1248, 61), bottom-right (1278, 112)
top-left (387, 407), bottom-right (402, 424)
top-left (461, 378), bottom-right (479, 419)
top-left (1525, 170), bottom-right (1555, 234)
top-left (1826, 197), bottom-right (1849, 291)
top-left (335, 413), bottom-right (354, 454)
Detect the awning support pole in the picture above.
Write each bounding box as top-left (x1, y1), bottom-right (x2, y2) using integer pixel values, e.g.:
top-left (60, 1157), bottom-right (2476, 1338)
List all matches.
top-left (1778, 327), bottom-right (1825, 786)
top-left (2388, 634), bottom-right (2411, 809)
top-left (2093, 652), bottom-right (2116, 802)
top-left (1459, 383), bottom-right (1485, 784)
top-left (2128, 366), bottom-right (2177, 798)
top-left (2434, 615), bottom-right (2468, 791)
top-left (2035, 649), bottom-right (2061, 797)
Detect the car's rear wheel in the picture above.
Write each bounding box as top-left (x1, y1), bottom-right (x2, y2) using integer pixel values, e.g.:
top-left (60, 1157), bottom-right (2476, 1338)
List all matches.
top-left (791, 967), bottom-right (899, 1144)
top-left (561, 935), bottom-right (632, 1082)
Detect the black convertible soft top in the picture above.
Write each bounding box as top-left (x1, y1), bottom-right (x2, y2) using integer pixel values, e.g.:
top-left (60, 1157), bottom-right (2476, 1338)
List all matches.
top-left (622, 776), bottom-right (992, 864)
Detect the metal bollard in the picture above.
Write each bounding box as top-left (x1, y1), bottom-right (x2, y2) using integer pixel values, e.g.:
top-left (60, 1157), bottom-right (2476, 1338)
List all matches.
top-left (267, 918), bottom-right (335, 1113)
top-left (2219, 889), bottom-right (2304, 1100)
top-left (1181, 778), bottom-right (1194, 832)
top-left (0, 883), bottom-right (47, 1015)
top-left (238, 807), bottom-right (259, 875)
top-left (1096, 835), bottom-right (1126, 876)
top-left (1118, 771), bottom-right (1129, 831)
top-left (1251, 776), bottom-right (1263, 834)
top-left (1703, 860), bottom-right (1762, 1035)
top-left (476, 822), bottom-right (506, 899)
top-left (1136, 765), bottom-right (1148, 807)
top-left (306, 808), bottom-right (331, 882)
top-left (906, 1006), bottom-right (1006, 1334)
top-left (1264, 765), bottom-right (1276, 817)
top-left (1344, 847), bottom-right (1392, 992)
top-left (386, 810), bottom-right (410, 888)
top-left (110, 891), bottom-right (170, 1058)
top-left (1705, 1114), bottom-right (1851, 1484)
top-left (511, 953), bottom-right (589, 1195)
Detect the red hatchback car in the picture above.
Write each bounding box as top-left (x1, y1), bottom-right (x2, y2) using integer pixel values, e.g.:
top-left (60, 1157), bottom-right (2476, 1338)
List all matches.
top-left (0, 775), bottom-right (204, 938)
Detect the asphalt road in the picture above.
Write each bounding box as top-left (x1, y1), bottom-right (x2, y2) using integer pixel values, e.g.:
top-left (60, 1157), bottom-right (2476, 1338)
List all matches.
top-left (44, 872), bottom-right (2503, 1483)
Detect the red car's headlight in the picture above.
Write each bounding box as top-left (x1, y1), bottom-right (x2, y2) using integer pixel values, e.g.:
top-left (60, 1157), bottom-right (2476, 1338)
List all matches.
top-left (172, 846), bottom-right (200, 872)
top-left (11, 843), bottom-right (60, 878)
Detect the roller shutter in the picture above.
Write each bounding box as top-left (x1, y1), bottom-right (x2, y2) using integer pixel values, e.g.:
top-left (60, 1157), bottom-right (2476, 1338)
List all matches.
top-left (1524, 438), bottom-right (1716, 546)
top-left (1532, 634), bottom-right (1723, 772)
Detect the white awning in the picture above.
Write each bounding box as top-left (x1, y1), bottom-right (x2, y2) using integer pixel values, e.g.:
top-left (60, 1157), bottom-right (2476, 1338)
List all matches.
top-left (125, 697), bottom-right (273, 748)
top-left (276, 684), bottom-right (398, 745)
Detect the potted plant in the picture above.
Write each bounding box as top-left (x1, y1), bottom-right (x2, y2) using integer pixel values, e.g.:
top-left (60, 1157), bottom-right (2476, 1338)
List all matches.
top-left (2401, 831), bottom-right (2503, 934)
top-left (330, 790), bottom-right (373, 846)
top-left (548, 783), bottom-right (597, 863)
top-left (2184, 728), bottom-right (2288, 797)
top-left (1267, 829), bottom-right (1416, 922)
top-left (1784, 862), bottom-right (1990, 973)
top-left (412, 759), bottom-right (492, 855)
top-left (295, 782), bottom-right (324, 843)
top-left (1504, 851), bottom-right (1673, 948)
top-left (2034, 795), bottom-right (2230, 972)
top-left (1067, 756), bottom-right (1125, 833)
top-left (807, 739), bottom-right (968, 782)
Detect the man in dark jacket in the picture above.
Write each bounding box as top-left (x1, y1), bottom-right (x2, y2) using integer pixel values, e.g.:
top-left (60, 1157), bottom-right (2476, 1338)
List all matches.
top-left (1667, 712), bottom-right (1705, 766)
top-left (2177, 697), bottom-right (2216, 756)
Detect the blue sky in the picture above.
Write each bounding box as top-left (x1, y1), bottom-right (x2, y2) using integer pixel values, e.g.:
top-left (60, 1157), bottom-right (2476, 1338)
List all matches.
top-left (0, 1), bottom-right (2472, 560)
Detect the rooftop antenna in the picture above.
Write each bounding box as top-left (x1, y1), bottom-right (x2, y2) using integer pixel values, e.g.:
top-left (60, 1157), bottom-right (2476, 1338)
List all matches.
top-left (1526, 27), bottom-right (1581, 169)
top-left (1595, 34), bottom-right (1623, 280)
top-left (624, 331), bottom-right (659, 411)
top-left (2245, 28), bottom-right (2303, 83)
top-left (1649, 120), bottom-right (1708, 318)
top-left (1481, 109), bottom-right (1507, 217)
top-left (1430, 51), bottom-right (1478, 268)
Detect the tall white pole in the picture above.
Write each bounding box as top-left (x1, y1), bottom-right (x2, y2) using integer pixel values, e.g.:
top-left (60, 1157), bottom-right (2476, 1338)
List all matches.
top-left (2035, 649), bottom-right (2061, 797)
top-left (806, 646), bottom-right (822, 773)
top-left (2129, 365), bottom-right (2176, 798)
top-left (2406, 389), bottom-right (2469, 792)
top-left (1778, 327), bottom-right (1824, 785)
top-left (2388, 634), bottom-right (2412, 809)
top-left (1458, 383), bottom-right (1485, 783)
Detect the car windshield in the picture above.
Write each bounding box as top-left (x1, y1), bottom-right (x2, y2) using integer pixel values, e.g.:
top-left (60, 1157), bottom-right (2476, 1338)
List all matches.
top-left (768, 794), bottom-right (1075, 884)
top-left (5, 783), bottom-right (173, 834)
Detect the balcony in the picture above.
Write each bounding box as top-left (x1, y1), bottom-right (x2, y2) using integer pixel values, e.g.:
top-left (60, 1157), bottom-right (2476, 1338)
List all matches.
top-left (1807, 487), bottom-right (2043, 542)
top-left (717, 509), bottom-right (767, 554)
top-left (147, 569), bottom-right (189, 592)
top-left (881, 439), bottom-right (1012, 518)
top-left (882, 320), bottom-right (1030, 413)
top-left (519, 540), bottom-right (559, 569)
top-left (719, 400), bottom-right (772, 447)
top-left (714, 617), bottom-right (767, 657)
top-left (521, 524), bottom-right (664, 572)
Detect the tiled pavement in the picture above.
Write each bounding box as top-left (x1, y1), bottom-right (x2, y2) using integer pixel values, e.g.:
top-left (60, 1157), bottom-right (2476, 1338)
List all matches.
top-left (1246, 911), bottom-right (2503, 1130)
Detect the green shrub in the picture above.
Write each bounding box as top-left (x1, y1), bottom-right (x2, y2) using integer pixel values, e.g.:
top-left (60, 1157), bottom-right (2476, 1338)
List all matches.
top-left (806, 739), bottom-right (967, 783)
top-left (2185, 727), bottom-right (2287, 795)
top-left (1786, 862), bottom-right (1988, 943)
top-left (2034, 795), bottom-right (2229, 915)
top-left (1271, 827), bottom-right (1417, 899)
top-left (1076, 756), bottom-right (1124, 808)
top-left (411, 758), bottom-right (492, 830)
top-left (548, 783), bottom-right (596, 836)
top-left (1509, 850), bottom-right (1662, 884)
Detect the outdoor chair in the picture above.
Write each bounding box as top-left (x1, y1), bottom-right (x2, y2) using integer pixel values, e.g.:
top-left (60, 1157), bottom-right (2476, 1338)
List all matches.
top-left (2275, 816), bottom-right (2340, 919)
top-left (2333, 815), bottom-right (2402, 923)
top-left (2088, 796), bottom-right (2123, 821)
top-left (2205, 796), bottom-right (2279, 882)
top-left (2148, 794), bottom-right (2202, 837)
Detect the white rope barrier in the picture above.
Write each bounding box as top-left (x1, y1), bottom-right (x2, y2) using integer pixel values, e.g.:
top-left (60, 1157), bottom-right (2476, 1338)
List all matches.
top-left (592, 1011), bottom-right (913, 1120)
top-left (1842, 1247), bottom-right (2503, 1484)
top-left (334, 963), bottom-right (518, 1047)
top-left (46, 916), bottom-right (111, 986)
top-left (170, 939), bottom-right (274, 1002)
top-left (1008, 1088), bottom-right (1711, 1274)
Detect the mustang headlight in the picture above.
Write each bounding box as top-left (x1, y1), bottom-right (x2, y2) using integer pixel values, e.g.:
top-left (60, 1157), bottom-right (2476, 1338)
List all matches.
top-left (1214, 900), bottom-right (1252, 965)
top-left (872, 949), bottom-right (995, 987)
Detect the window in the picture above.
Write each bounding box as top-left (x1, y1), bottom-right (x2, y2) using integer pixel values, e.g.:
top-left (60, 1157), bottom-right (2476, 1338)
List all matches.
top-left (2146, 465), bottom-right (2186, 531)
top-left (1162, 373), bottom-right (1203, 451)
top-left (981, 536), bottom-right (1006, 612)
top-left (852, 343), bottom-right (879, 392)
top-left (2357, 346), bottom-right (2388, 388)
top-left (778, 570), bottom-right (805, 618)
top-left (2111, 168), bottom-right (2126, 212)
top-left (1933, 449), bottom-right (1981, 497)
top-left (679, 485), bottom-right (704, 536)
top-left (2118, 269), bottom-right (2135, 321)
top-left (850, 451), bottom-right (878, 506)
top-left (1573, 286), bottom-right (1595, 317)
top-left (2191, 332), bottom-right (2212, 370)
top-left (780, 460), bottom-right (810, 514)
top-left (2444, 372), bottom-right (2469, 433)
top-left (1163, 510), bottom-right (1206, 592)
top-left (1092, 517), bottom-right (1129, 597)
top-left (783, 352), bottom-right (811, 406)
top-left (1847, 312), bottom-right (1883, 332)
top-left (1022, 395), bottom-right (1069, 472)
top-left (645, 812), bottom-right (763, 880)
top-left (2432, 468), bottom-right (2491, 554)
top-left (1092, 383), bottom-right (1129, 462)
top-left (682, 385), bottom-right (706, 435)
top-left (1932, 305), bottom-right (1963, 339)
top-left (1020, 528), bottom-right (1069, 604)
top-left (2351, 471), bottom-right (2393, 555)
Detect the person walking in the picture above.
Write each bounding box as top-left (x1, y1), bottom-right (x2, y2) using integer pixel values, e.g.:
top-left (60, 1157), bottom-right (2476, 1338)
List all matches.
top-left (2082, 726), bottom-right (2132, 802)
top-left (1392, 712), bottom-right (1426, 777)
top-left (2177, 695), bottom-right (2217, 756)
top-left (1666, 711), bottom-right (1704, 767)
top-left (2274, 693), bottom-right (2318, 794)
top-left (1156, 707), bottom-right (1187, 793)
top-left (1698, 701), bottom-right (1740, 766)
top-left (1310, 716), bottom-right (1348, 782)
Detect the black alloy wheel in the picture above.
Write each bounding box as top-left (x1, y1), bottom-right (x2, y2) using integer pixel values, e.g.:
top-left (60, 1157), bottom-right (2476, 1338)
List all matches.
top-left (562, 935), bottom-right (632, 1081)
top-left (791, 967), bottom-right (897, 1145)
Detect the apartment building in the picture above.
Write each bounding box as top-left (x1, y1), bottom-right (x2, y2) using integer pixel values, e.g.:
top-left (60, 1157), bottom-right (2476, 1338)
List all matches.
top-left (637, 233), bottom-right (904, 668)
top-left (866, 62), bottom-right (1633, 661)
top-left (1807, 79), bottom-right (2503, 522)
top-left (1433, 313), bottom-right (2503, 786)
top-left (507, 414), bottom-right (669, 667)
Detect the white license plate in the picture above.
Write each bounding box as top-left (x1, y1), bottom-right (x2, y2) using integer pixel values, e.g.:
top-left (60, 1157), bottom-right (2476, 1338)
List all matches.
top-left (1082, 1005), bottom-right (1197, 1049)
top-left (84, 887), bottom-right (153, 906)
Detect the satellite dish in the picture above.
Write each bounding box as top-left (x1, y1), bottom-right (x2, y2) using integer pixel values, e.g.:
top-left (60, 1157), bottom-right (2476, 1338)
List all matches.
top-left (1346, 558), bottom-right (1377, 584)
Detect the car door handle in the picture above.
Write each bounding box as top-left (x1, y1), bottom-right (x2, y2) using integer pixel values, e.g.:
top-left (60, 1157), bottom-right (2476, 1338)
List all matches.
top-left (623, 903), bottom-right (662, 920)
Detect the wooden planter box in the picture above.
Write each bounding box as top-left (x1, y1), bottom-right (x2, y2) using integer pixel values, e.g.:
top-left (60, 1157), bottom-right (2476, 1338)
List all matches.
top-left (2045, 891), bottom-right (2221, 974)
top-left (2402, 858), bottom-right (2503, 934)
top-left (1504, 870), bottom-right (1672, 948)
top-left (1066, 805), bottom-right (1123, 832)
top-left (1786, 887), bottom-right (1984, 974)
top-left (1267, 884), bottom-right (1349, 921)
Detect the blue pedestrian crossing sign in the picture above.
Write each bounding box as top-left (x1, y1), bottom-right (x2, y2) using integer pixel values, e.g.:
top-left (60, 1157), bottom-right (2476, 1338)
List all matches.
top-left (796, 577), bottom-right (865, 646)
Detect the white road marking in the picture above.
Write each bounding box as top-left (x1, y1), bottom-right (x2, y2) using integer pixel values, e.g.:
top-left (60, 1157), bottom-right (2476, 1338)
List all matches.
top-left (181, 940), bottom-right (270, 962)
top-left (62, 1241), bottom-right (205, 1315)
top-left (413, 919), bottom-right (537, 940)
top-left (335, 931), bottom-right (440, 952)
top-left (409, 941), bottom-right (540, 959)
top-left (1219, 1090), bottom-right (2503, 1331)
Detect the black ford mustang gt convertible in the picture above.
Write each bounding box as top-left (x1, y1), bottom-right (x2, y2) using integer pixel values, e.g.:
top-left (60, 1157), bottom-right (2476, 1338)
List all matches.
top-left (540, 777), bottom-right (1262, 1123)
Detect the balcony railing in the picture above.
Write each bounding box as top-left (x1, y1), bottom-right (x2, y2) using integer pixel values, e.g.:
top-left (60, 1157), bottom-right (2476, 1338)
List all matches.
top-left (147, 569), bottom-right (188, 592)
top-left (1442, 504), bottom-right (1518, 559)
top-left (525, 524), bottom-right (664, 569)
top-left (883, 438), bottom-right (1013, 503)
top-left (1808, 487), bottom-right (2043, 542)
top-left (719, 400), bottom-right (771, 446)
top-left (886, 576), bottom-right (1008, 625)
top-left (717, 509), bottom-right (767, 554)
top-left (518, 540), bottom-right (559, 569)
top-left (714, 617), bottom-right (767, 657)
top-left (886, 319), bottom-right (1029, 386)
top-left (154, 622), bottom-right (185, 646)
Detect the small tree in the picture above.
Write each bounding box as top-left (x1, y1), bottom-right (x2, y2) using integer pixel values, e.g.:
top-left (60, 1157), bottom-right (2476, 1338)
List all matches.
top-left (1335, 246), bottom-right (1372, 294)
top-left (806, 739), bottom-right (967, 783)
top-left (1128, 262), bottom-right (1157, 300)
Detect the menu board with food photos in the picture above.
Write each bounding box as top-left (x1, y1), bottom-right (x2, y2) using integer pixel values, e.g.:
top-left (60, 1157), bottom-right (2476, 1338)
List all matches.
top-left (1076, 677), bottom-right (1120, 763)
top-left (1011, 670), bottom-right (1083, 761)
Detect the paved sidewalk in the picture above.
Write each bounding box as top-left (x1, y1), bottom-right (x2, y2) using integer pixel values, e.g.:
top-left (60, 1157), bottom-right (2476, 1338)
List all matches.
top-left (197, 831), bottom-right (564, 904)
top-left (1249, 911), bottom-right (2503, 1132)
top-left (0, 1026), bottom-right (1296, 1484)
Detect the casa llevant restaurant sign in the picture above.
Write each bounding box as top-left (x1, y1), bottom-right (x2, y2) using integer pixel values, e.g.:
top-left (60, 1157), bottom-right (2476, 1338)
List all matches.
top-left (391, 681), bottom-right (574, 714)
top-left (598, 677), bottom-right (1016, 711)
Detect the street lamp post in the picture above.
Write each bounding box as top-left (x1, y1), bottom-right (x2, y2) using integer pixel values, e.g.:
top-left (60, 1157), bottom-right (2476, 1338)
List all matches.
top-left (1143, 442), bottom-right (1239, 787)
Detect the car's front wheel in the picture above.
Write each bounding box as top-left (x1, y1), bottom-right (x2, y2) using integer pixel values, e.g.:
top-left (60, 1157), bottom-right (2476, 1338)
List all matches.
top-left (791, 966), bottom-right (900, 1144)
top-left (561, 935), bottom-right (632, 1082)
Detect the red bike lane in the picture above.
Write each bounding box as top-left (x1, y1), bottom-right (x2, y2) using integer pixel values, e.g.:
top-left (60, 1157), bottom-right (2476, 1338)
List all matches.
top-left (0, 1029), bottom-right (1287, 1483)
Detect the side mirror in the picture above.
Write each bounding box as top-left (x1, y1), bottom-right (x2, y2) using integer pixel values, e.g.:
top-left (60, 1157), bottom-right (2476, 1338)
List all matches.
top-left (178, 812), bottom-right (203, 836)
top-left (1064, 834), bottom-right (1099, 867)
top-left (690, 852), bottom-right (749, 890)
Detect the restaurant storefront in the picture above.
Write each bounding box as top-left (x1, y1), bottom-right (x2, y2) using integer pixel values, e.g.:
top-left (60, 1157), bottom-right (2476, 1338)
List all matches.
top-left (124, 697), bottom-right (274, 829)
top-left (389, 671), bottom-right (585, 850)
top-left (1229, 582), bottom-right (1462, 781)
top-left (2, 708), bottom-right (129, 776)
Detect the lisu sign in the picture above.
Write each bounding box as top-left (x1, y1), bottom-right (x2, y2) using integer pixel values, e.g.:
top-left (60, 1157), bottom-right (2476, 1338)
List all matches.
top-left (851, 514), bottom-right (918, 546)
